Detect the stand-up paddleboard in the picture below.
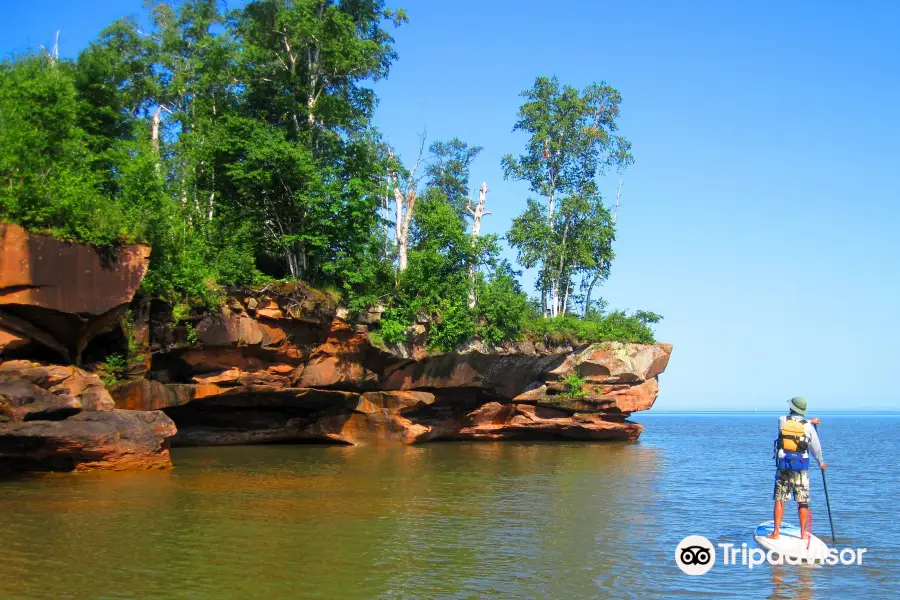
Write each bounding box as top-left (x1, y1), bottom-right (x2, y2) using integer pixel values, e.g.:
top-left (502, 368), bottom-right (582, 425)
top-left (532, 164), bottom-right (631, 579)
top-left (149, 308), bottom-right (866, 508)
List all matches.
top-left (755, 521), bottom-right (829, 562)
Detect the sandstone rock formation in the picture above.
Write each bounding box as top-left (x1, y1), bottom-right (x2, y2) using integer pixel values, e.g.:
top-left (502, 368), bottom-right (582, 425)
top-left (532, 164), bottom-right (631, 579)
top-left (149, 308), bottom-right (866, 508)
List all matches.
top-left (0, 222), bottom-right (150, 364)
top-left (109, 289), bottom-right (671, 447)
top-left (0, 359), bottom-right (113, 420)
top-left (459, 402), bottom-right (644, 441)
top-left (0, 360), bottom-right (175, 472)
top-left (0, 410), bottom-right (175, 472)
top-left (0, 227), bottom-right (671, 471)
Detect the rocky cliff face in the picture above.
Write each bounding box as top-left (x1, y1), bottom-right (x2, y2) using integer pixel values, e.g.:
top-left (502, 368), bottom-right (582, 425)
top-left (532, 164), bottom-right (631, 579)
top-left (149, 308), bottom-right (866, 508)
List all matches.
top-left (0, 222), bottom-right (151, 365)
top-left (0, 225), bottom-right (173, 472)
top-left (109, 287), bottom-right (671, 447)
top-left (0, 225), bottom-right (672, 472)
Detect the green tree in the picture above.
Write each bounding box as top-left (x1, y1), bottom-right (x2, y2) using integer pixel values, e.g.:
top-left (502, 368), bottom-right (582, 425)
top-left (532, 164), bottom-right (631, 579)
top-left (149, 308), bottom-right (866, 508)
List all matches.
top-left (0, 53), bottom-right (163, 246)
top-left (75, 1), bottom-right (257, 302)
top-left (0, 54), bottom-right (103, 238)
top-left (230, 0), bottom-right (406, 281)
top-left (502, 76), bottom-right (633, 317)
top-left (396, 186), bottom-right (476, 351)
top-left (476, 262), bottom-right (532, 344)
top-left (381, 136), bottom-right (525, 351)
top-left (426, 138), bottom-right (482, 216)
top-left (0, 6), bottom-right (661, 348)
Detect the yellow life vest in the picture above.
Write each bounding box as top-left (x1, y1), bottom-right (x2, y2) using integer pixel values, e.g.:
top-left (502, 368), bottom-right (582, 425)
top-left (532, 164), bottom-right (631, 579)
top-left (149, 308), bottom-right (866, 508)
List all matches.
top-left (778, 418), bottom-right (808, 453)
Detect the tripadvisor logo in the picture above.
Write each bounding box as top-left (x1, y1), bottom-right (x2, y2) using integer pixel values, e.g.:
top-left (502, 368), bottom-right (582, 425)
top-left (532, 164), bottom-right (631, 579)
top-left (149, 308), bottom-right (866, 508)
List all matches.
top-left (675, 535), bottom-right (716, 575)
top-left (675, 535), bottom-right (869, 574)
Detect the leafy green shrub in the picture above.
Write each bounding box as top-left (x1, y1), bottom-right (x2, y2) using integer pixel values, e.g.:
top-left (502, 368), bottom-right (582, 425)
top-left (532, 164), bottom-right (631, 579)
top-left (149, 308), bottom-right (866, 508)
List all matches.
top-left (523, 309), bottom-right (662, 345)
top-left (427, 299), bottom-right (475, 353)
top-left (100, 353), bottom-right (127, 387)
top-left (185, 323), bottom-right (198, 345)
top-left (378, 313), bottom-right (408, 345)
top-left (562, 373), bottom-right (588, 399)
top-left (367, 330), bottom-right (385, 348)
top-left (171, 303), bottom-right (191, 322)
top-left (476, 271), bottom-right (532, 344)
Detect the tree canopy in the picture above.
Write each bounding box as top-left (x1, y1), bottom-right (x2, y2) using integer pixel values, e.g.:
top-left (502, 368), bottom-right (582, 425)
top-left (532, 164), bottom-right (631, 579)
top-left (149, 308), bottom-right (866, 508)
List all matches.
top-left (0, 1), bottom-right (660, 348)
top-left (502, 76), bottom-right (633, 317)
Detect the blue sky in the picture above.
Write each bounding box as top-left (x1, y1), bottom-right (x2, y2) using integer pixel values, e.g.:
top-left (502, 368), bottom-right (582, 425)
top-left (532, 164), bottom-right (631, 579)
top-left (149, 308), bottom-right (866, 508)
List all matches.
top-left (3, 1), bottom-right (898, 411)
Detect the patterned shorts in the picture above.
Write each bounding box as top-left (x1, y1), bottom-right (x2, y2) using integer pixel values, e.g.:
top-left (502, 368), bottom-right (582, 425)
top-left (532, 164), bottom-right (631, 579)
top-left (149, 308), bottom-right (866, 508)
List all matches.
top-left (773, 469), bottom-right (810, 503)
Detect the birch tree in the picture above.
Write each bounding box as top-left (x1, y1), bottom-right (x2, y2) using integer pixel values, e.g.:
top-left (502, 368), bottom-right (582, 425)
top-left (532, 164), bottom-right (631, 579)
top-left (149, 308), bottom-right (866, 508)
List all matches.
top-left (387, 136), bottom-right (427, 272)
top-left (225, 0), bottom-right (405, 280)
top-left (466, 182), bottom-right (490, 306)
top-left (502, 76), bottom-right (633, 317)
top-left (583, 176), bottom-right (621, 316)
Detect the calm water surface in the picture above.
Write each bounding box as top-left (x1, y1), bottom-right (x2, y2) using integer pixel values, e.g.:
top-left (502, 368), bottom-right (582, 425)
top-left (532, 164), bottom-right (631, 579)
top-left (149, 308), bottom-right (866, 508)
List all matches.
top-left (2, 413), bottom-right (898, 599)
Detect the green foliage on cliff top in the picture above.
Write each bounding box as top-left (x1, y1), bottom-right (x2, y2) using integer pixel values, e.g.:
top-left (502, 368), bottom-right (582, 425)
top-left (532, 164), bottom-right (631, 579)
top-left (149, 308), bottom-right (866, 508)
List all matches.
top-left (523, 309), bottom-right (662, 346)
top-left (0, 0), bottom-right (661, 346)
top-left (0, 53), bottom-right (161, 246)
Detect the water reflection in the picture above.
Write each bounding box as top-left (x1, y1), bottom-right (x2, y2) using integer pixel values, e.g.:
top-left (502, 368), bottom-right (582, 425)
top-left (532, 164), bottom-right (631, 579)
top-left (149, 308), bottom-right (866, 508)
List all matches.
top-left (0, 441), bottom-right (661, 599)
top-left (769, 564), bottom-right (816, 600)
top-left (6, 415), bottom-right (896, 599)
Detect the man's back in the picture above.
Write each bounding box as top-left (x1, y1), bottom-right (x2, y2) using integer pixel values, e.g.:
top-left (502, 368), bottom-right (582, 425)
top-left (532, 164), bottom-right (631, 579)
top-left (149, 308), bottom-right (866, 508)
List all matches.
top-left (776, 414), bottom-right (824, 467)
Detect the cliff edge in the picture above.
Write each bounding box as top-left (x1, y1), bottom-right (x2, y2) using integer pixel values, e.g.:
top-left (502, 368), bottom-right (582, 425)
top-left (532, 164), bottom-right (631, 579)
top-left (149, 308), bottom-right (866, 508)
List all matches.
top-left (0, 225), bottom-right (671, 472)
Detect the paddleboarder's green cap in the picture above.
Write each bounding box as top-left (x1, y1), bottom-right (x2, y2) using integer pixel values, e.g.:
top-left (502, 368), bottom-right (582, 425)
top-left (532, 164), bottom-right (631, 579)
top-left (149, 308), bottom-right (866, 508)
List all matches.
top-left (788, 396), bottom-right (808, 415)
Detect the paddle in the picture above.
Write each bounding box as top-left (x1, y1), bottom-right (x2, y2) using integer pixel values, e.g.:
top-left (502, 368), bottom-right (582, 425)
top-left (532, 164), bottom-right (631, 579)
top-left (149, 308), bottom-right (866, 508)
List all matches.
top-left (813, 421), bottom-right (836, 544)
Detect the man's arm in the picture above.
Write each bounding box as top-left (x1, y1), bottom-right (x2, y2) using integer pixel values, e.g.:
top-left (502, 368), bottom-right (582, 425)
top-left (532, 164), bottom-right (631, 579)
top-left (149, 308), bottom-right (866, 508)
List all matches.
top-left (806, 422), bottom-right (824, 467)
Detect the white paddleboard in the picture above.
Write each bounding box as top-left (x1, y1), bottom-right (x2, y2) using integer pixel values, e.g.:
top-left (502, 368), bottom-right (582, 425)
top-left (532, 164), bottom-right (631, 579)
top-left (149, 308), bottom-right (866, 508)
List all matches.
top-left (754, 520), bottom-right (829, 563)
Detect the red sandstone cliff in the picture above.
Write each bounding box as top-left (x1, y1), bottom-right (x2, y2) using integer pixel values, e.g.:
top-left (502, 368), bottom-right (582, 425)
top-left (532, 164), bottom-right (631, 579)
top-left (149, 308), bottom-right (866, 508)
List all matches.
top-left (0, 225), bottom-right (172, 472)
top-left (109, 288), bottom-right (671, 447)
top-left (0, 224), bottom-right (672, 472)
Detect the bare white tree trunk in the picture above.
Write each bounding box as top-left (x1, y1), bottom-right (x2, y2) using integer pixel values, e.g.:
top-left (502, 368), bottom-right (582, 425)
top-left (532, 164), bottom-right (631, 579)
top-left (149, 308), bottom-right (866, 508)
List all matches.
top-left (396, 187), bottom-right (416, 271)
top-left (467, 182), bottom-right (490, 307)
top-left (286, 252), bottom-right (297, 279)
top-left (388, 138), bottom-right (426, 273)
top-left (151, 107), bottom-right (162, 154)
top-left (151, 105), bottom-right (174, 155)
top-left (550, 213), bottom-right (571, 317)
top-left (469, 182), bottom-right (490, 238)
top-left (394, 185), bottom-right (403, 248)
top-left (305, 1), bottom-right (325, 126)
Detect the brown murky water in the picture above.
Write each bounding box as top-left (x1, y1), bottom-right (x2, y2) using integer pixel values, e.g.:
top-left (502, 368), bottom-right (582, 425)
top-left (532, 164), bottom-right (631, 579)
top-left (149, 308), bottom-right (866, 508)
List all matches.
top-left (1, 415), bottom-right (896, 598)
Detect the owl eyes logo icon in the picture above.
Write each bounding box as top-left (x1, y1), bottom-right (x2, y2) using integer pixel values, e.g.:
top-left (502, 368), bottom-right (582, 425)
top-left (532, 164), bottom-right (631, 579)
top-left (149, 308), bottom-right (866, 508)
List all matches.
top-left (675, 536), bottom-right (716, 575)
top-left (680, 545), bottom-right (712, 565)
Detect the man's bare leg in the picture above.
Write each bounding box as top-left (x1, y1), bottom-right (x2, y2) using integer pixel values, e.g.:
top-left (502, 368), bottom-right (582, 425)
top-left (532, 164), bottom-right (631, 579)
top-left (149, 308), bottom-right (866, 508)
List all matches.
top-left (766, 501), bottom-right (785, 539)
top-left (799, 504), bottom-right (810, 540)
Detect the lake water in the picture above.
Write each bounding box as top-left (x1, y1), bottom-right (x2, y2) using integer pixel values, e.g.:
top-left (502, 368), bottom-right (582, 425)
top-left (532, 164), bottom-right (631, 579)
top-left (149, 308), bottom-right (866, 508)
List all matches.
top-left (1, 413), bottom-right (897, 599)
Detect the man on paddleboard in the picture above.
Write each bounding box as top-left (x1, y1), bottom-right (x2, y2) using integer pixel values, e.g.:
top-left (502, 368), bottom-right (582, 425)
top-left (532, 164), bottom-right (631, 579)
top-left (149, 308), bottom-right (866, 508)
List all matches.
top-left (766, 397), bottom-right (826, 541)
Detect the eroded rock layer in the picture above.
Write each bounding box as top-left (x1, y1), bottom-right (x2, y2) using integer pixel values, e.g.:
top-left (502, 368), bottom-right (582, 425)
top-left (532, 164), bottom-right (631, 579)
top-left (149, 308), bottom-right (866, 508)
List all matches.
top-left (0, 361), bottom-right (175, 472)
top-left (107, 288), bottom-right (671, 447)
top-left (1, 228), bottom-right (671, 471)
top-left (0, 222), bottom-right (150, 364)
